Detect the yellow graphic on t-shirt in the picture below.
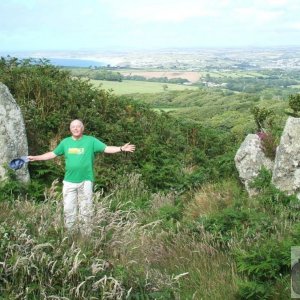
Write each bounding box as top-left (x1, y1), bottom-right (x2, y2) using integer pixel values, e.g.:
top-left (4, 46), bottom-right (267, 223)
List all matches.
top-left (68, 148), bottom-right (85, 155)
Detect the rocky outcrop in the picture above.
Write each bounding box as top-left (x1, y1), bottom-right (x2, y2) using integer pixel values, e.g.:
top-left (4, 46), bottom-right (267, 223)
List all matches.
top-left (0, 83), bottom-right (30, 182)
top-left (272, 117), bottom-right (300, 199)
top-left (234, 134), bottom-right (274, 196)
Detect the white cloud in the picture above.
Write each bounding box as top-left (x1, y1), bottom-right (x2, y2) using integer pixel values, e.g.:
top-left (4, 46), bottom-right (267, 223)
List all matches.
top-left (1, 0), bottom-right (299, 50)
top-left (286, 22), bottom-right (300, 30)
top-left (233, 7), bottom-right (283, 25)
top-left (101, 0), bottom-right (222, 22)
top-left (264, 0), bottom-right (288, 6)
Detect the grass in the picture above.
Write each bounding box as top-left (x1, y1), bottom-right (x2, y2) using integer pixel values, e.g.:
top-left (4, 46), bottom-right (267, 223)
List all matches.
top-left (199, 70), bottom-right (269, 79)
top-left (0, 174), bottom-right (241, 299)
top-left (291, 84), bottom-right (300, 88)
top-left (90, 79), bottom-right (199, 95)
top-left (183, 179), bottom-right (241, 220)
top-left (0, 172), bottom-right (294, 299)
top-left (153, 235), bottom-right (239, 300)
top-left (0, 178), bottom-right (150, 299)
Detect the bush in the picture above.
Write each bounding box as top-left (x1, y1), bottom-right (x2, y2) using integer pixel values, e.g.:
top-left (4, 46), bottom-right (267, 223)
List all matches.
top-left (0, 57), bottom-right (238, 193)
top-left (288, 94), bottom-right (300, 116)
top-left (250, 106), bottom-right (273, 131)
top-left (200, 206), bottom-right (273, 247)
top-left (235, 238), bottom-right (291, 299)
top-left (237, 280), bottom-right (271, 300)
top-left (250, 167), bottom-right (298, 207)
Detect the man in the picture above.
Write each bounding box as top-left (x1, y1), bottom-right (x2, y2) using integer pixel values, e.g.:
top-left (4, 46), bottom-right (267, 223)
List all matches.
top-left (28, 119), bottom-right (135, 234)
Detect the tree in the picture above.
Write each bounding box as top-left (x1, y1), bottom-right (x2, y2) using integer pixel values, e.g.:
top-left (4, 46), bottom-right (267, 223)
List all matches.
top-left (162, 84), bottom-right (168, 91)
top-left (250, 106), bottom-right (273, 131)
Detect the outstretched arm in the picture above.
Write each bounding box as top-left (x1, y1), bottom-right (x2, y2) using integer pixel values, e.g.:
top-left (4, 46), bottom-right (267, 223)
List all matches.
top-left (104, 142), bottom-right (136, 154)
top-left (28, 152), bottom-right (57, 161)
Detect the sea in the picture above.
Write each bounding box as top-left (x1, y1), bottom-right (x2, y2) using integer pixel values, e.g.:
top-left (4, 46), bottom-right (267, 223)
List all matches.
top-left (48, 58), bottom-right (106, 67)
top-left (0, 53), bottom-right (106, 68)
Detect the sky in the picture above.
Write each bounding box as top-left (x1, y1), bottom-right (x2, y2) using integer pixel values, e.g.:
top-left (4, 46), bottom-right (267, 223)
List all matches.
top-left (0, 0), bottom-right (300, 52)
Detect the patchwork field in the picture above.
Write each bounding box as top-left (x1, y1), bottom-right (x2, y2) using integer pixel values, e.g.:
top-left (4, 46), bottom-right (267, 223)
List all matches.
top-left (91, 79), bottom-right (199, 94)
top-left (119, 70), bottom-right (202, 83)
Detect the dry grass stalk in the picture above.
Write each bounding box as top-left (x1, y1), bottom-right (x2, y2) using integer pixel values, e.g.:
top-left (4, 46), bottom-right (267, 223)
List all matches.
top-left (184, 180), bottom-right (237, 219)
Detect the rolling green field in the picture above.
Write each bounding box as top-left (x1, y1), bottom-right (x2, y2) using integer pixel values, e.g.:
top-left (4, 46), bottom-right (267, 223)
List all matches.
top-left (90, 79), bottom-right (199, 94)
top-left (201, 70), bottom-right (268, 78)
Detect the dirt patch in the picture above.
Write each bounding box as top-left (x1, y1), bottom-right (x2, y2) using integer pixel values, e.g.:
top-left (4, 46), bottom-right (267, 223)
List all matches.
top-left (120, 71), bottom-right (201, 83)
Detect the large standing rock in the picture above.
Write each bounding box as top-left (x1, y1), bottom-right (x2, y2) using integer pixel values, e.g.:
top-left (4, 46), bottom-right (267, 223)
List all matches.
top-left (0, 83), bottom-right (30, 182)
top-left (235, 134), bottom-right (274, 196)
top-left (272, 117), bottom-right (300, 198)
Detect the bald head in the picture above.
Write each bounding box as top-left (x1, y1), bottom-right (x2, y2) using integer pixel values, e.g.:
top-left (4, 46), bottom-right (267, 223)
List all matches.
top-left (70, 119), bottom-right (84, 139)
top-left (70, 119), bottom-right (84, 129)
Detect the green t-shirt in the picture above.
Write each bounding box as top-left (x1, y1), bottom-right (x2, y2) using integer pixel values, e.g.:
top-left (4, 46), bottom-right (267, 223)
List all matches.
top-left (53, 135), bottom-right (107, 183)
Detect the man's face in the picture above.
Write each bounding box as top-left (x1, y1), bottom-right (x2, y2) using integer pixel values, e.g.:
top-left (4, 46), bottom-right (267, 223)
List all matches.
top-left (70, 121), bottom-right (84, 139)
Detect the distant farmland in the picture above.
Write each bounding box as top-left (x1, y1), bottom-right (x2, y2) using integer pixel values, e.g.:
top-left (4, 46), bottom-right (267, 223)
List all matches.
top-left (90, 79), bottom-right (199, 94)
top-left (118, 70), bottom-right (202, 83)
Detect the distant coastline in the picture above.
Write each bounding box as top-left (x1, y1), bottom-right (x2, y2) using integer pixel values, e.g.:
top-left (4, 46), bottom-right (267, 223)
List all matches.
top-left (47, 58), bottom-right (106, 67)
top-left (0, 54), bottom-right (106, 68)
top-left (1, 47), bottom-right (299, 69)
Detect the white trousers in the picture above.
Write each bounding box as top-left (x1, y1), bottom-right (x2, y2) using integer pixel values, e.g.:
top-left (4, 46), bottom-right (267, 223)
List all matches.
top-left (62, 180), bottom-right (93, 234)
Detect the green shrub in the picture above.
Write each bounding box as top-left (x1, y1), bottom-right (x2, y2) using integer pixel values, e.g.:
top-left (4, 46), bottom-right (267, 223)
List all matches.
top-left (249, 167), bottom-right (273, 191)
top-left (0, 179), bottom-right (28, 202)
top-left (155, 204), bottom-right (183, 231)
top-left (237, 280), bottom-right (271, 300)
top-left (288, 94), bottom-right (300, 116)
top-left (250, 106), bottom-right (273, 131)
top-left (236, 240), bottom-right (291, 281)
top-left (250, 167), bottom-right (299, 207)
top-left (235, 238), bottom-right (292, 299)
top-left (200, 206), bottom-right (273, 247)
top-left (0, 57), bottom-right (239, 193)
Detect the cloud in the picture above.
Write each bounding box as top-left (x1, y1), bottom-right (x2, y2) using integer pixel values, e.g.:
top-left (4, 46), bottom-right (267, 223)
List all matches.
top-left (102, 0), bottom-right (224, 22)
top-left (233, 7), bottom-right (283, 25)
top-left (285, 22), bottom-right (300, 30)
top-left (264, 0), bottom-right (288, 6)
top-left (1, 0), bottom-right (299, 51)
